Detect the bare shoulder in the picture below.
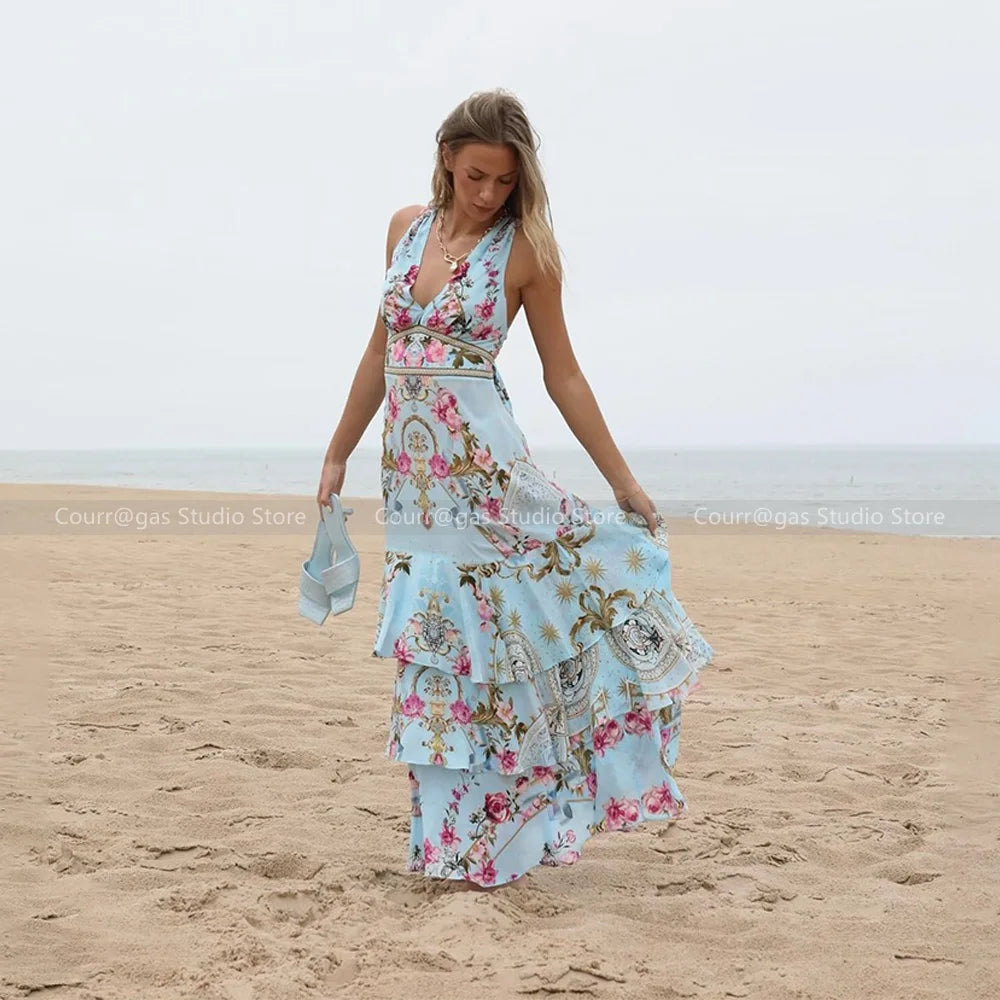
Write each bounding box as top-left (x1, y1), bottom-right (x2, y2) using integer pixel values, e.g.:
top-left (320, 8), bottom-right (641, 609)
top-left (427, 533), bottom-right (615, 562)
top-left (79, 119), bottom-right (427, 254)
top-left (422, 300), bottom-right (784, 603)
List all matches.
top-left (392, 202), bottom-right (427, 231)
top-left (507, 220), bottom-right (559, 294)
top-left (383, 203), bottom-right (427, 269)
top-left (388, 202), bottom-right (427, 244)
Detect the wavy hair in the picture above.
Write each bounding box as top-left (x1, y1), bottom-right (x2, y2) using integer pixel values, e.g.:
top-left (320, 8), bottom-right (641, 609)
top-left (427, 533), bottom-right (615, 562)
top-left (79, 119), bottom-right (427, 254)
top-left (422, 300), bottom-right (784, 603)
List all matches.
top-left (429, 88), bottom-right (563, 285)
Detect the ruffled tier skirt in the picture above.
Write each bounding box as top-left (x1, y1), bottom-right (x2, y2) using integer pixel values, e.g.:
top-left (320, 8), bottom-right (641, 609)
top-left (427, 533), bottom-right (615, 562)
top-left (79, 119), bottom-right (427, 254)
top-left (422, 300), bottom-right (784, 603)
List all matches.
top-left (403, 690), bottom-right (698, 885)
top-left (375, 510), bottom-right (715, 886)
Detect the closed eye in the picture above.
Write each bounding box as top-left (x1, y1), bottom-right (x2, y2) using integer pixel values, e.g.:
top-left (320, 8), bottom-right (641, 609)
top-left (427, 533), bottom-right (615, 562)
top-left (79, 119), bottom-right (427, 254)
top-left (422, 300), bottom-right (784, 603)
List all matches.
top-left (469, 173), bottom-right (516, 185)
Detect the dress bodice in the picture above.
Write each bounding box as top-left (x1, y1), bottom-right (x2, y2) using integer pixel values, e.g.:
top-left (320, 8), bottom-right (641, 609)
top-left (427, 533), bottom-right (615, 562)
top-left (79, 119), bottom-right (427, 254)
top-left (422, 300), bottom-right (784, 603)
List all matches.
top-left (380, 205), bottom-right (518, 357)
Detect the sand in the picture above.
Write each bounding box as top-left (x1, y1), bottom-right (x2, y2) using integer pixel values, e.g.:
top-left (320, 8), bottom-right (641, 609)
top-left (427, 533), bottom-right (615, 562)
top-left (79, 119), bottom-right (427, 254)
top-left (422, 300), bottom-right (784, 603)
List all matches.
top-left (1, 482), bottom-right (997, 1000)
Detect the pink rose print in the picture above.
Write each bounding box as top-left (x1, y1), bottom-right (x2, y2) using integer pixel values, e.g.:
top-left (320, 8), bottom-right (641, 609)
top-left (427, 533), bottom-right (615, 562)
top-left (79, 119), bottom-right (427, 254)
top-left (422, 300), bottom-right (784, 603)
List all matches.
top-left (586, 770), bottom-right (598, 797)
top-left (604, 795), bottom-right (641, 831)
top-left (387, 386), bottom-right (400, 421)
top-left (454, 647), bottom-right (472, 676)
top-left (471, 858), bottom-right (497, 885)
top-left (565, 830), bottom-right (577, 844)
top-left (440, 824), bottom-right (460, 848)
top-left (514, 775), bottom-right (530, 792)
top-left (476, 595), bottom-right (493, 630)
top-left (472, 447), bottom-right (495, 472)
top-left (558, 849), bottom-right (581, 864)
top-left (495, 699), bottom-right (514, 723)
top-left (449, 699), bottom-right (472, 724)
top-left (431, 388), bottom-right (458, 421)
top-left (481, 497), bottom-right (502, 521)
top-left (624, 704), bottom-right (653, 735)
top-left (523, 537), bottom-right (542, 551)
top-left (592, 718), bottom-right (624, 755)
top-left (426, 309), bottom-right (448, 332)
top-left (497, 749), bottom-right (518, 774)
top-left (483, 792), bottom-right (511, 824)
top-left (474, 300), bottom-right (495, 320)
top-left (423, 337), bottom-right (446, 364)
top-left (660, 718), bottom-right (680, 747)
top-left (471, 323), bottom-right (498, 342)
top-left (429, 453), bottom-right (450, 479)
top-left (391, 338), bottom-right (408, 363)
top-left (393, 636), bottom-right (414, 667)
top-left (451, 260), bottom-right (470, 281)
top-left (642, 781), bottom-right (679, 816)
top-left (431, 388), bottom-right (463, 436)
top-left (401, 692), bottom-right (425, 718)
top-left (404, 264), bottom-right (419, 283)
top-left (532, 766), bottom-right (556, 783)
top-left (520, 795), bottom-right (545, 820)
top-left (422, 838), bottom-right (440, 864)
top-left (397, 450), bottom-right (411, 475)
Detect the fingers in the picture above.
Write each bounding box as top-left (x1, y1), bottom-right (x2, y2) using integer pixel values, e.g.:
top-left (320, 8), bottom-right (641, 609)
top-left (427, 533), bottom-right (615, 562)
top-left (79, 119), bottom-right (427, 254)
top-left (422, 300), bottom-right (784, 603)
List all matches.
top-left (640, 499), bottom-right (658, 535)
top-left (617, 489), bottom-right (657, 533)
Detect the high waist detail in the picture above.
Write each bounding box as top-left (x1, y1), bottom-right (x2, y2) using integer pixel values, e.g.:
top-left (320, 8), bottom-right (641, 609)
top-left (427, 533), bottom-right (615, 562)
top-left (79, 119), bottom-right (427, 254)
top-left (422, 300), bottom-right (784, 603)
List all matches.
top-left (385, 326), bottom-right (497, 379)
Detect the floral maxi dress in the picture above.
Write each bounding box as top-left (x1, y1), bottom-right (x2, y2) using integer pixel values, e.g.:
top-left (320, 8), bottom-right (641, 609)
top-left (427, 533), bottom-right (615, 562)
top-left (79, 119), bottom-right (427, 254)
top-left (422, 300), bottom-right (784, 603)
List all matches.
top-left (373, 203), bottom-right (715, 886)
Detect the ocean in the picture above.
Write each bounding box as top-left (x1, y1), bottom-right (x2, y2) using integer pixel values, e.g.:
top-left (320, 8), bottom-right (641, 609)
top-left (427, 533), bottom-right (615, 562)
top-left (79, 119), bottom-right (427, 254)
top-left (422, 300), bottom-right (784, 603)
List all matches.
top-left (1, 445), bottom-right (997, 538)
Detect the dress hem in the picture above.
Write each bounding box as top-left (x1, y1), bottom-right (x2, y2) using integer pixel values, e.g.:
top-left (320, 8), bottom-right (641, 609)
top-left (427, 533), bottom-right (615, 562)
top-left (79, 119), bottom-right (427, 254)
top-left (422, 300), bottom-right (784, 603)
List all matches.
top-left (402, 785), bottom-right (692, 887)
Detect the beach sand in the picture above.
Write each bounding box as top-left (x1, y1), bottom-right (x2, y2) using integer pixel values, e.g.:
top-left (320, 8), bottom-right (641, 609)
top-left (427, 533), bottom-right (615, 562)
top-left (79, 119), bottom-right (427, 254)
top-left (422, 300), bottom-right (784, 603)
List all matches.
top-left (1, 482), bottom-right (996, 999)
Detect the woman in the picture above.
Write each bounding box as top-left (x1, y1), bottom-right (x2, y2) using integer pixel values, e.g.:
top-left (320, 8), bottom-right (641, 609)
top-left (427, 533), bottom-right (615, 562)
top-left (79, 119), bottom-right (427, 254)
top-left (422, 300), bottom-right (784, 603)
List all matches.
top-left (317, 88), bottom-right (714, 890)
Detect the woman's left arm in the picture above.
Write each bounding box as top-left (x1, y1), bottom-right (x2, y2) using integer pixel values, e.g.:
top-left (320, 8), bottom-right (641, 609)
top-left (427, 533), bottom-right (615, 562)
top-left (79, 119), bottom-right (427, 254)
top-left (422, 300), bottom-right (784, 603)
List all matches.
top-left (520, 252), bottom-right (659, 534)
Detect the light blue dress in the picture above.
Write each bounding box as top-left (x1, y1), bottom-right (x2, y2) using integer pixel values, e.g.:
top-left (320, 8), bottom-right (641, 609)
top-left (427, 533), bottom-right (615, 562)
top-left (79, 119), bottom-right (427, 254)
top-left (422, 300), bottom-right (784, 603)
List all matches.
top-left (372, 204), bottom-right (715, 886)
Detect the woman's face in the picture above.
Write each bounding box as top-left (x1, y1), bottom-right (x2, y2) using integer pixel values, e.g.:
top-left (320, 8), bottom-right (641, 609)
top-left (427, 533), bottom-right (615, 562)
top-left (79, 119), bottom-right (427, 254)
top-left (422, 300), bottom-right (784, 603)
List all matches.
top-left (443, 142), bottom-right (519, 219)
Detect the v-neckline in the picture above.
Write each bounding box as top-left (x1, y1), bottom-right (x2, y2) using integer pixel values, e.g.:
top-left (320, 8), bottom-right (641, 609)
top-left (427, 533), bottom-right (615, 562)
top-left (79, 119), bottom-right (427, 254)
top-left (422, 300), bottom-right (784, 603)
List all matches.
top-left (406, 205), bottom-right (507, 315)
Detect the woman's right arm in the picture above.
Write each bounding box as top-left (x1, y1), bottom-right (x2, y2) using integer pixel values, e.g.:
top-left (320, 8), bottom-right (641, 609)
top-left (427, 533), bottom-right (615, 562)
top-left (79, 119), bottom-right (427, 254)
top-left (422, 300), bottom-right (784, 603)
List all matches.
top-left (316, 205), bottom-right (425, 511)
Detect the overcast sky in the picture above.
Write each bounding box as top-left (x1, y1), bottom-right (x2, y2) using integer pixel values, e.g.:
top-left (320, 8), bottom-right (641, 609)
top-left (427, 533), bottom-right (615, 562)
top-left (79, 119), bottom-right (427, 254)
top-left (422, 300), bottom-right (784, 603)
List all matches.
top-left (1, 1), bottom-right (996, 450)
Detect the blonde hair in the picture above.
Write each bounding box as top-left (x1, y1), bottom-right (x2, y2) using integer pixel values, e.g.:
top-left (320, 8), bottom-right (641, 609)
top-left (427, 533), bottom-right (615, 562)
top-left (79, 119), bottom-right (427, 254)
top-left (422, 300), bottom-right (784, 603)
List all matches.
top-left (429, 88), bottom-right (563, 285)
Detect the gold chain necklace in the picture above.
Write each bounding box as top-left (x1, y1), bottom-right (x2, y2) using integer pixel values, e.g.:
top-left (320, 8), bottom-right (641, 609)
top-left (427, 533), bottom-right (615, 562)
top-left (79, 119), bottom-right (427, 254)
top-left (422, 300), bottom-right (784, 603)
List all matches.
top-left (434, 207), bottom-right (494, 272)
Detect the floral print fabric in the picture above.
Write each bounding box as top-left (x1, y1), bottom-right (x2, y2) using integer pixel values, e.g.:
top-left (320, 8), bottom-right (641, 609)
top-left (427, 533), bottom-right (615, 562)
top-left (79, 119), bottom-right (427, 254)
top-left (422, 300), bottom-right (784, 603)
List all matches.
top-left (373, 204), bottom-right (715, 885)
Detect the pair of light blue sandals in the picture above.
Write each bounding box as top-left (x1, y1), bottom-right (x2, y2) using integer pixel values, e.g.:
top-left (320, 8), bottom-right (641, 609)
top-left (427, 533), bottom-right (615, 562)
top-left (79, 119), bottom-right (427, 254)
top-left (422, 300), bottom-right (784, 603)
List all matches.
top-left (298, 493), bottom-right (360, 624)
